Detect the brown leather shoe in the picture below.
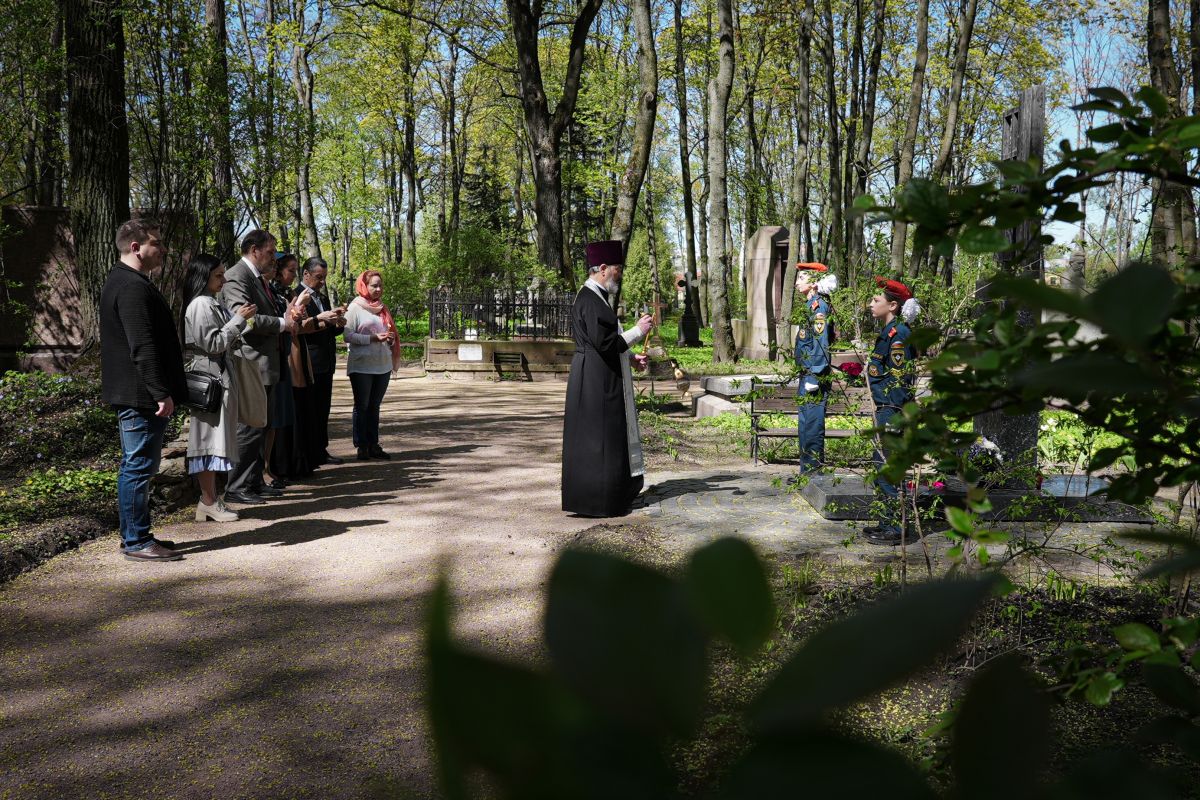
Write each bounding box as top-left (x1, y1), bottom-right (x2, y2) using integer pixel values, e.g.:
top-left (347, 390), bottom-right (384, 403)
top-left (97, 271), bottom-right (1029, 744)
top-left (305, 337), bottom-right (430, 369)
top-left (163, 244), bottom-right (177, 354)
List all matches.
top-left (123, 542), bottom-right (182, 562)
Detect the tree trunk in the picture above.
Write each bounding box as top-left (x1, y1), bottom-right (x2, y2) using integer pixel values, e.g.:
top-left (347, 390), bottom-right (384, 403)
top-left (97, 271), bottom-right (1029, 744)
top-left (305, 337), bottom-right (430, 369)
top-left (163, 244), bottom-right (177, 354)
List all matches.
top-left (821, 0), bottom-right (844, 281)
top-left (674, 0), bottom-right (702, 328)
top-left (1147, 0), bottom-right (1189, 266)
top-left (507, 0), bottom-right (604, 286)
top-left (291, 0), bottom-right (321, 258)
top-left (929, 0), bottom-right (978, 181)
top-left (610, 0), bottom-right (658, 252)
top-left (890, 0), bottom-right (928, 275)
top-left (205, 0), bottom-right (236, 259)
top-left (706, 0), bottom-right (736, 362)
top-left (781, 0), bottom-right (814, 362)
top-left (65, 0), bottom-right (130, 342)
top-left (848, 0), bottom-right (885, 291)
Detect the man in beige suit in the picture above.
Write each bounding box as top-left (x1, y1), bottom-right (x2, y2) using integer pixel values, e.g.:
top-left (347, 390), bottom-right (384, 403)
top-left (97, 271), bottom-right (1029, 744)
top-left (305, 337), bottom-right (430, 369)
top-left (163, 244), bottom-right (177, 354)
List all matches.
top-left (219, 229), bottom-right (297, 504)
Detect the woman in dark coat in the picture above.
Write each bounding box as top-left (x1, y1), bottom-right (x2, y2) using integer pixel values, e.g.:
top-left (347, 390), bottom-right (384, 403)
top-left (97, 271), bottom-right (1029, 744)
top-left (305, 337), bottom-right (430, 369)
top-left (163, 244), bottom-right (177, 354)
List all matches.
top-left (561, 240), bottom-right (653, 517)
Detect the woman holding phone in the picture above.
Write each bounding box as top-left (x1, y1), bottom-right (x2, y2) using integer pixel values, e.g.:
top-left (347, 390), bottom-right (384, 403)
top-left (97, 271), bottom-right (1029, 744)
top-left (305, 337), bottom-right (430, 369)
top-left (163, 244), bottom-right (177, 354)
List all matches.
top-left (343, 269), bottom-right (401, 460)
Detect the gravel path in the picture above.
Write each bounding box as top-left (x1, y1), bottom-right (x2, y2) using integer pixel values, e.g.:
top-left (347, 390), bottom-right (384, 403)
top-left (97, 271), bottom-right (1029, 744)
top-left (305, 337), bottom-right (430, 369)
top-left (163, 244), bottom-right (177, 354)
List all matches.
top-left (0, 375), bottom-right (595, 800)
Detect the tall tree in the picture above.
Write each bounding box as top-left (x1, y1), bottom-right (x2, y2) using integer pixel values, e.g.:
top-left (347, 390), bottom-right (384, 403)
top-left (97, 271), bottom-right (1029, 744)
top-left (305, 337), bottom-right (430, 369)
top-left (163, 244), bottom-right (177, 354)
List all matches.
top-left (673, 0), bottom-right (702, 327)
top-left (610, 0), bottom-right (658, 254)
top-left (780, 0), bottom-right (814, 362)
top-left (507, 0), bottom-right (603, 285)
top-left (706, 0), bottom-right (736, 362)
top-left (890, 0), bottom-right (929, 275)
top-left (205, 0), bottom-right (236, 259)
top-left (1147, 0), bottom-right (1197, 264)
top-left (64, 0), bottom-right (130, 340)
top-left (846, 0), bottom-right (885, 283)
top-left (291, 0), bottom-right (324, 258)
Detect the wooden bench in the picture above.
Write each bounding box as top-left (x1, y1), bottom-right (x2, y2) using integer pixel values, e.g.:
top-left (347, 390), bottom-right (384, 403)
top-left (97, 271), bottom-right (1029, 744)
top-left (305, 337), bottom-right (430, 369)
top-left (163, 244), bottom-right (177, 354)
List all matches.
top-left (493, 351), bottom-right (530, 380)
top-left (748, 377), bottom-right (875, 465)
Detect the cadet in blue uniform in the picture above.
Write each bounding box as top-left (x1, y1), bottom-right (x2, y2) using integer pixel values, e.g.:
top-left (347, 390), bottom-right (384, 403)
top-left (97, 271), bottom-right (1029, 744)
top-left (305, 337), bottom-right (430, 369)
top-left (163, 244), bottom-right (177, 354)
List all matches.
top-left (793, 262), bottom-right (838, 474)
top-left (863, 277), bottom-right (920, 546)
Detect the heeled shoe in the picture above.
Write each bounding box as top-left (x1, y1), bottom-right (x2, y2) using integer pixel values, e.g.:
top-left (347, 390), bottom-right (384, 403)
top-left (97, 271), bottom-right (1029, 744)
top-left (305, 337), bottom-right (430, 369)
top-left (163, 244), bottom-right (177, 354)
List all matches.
top-left (196, 499), bottom-right (239, 522)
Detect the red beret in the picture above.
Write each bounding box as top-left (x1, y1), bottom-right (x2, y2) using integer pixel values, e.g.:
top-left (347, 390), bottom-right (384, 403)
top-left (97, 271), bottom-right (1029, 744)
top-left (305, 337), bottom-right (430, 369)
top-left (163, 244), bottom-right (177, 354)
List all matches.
top-left (796, 261), bottom-right (829, 273)
top-left (874, 276), bottom-right (913, 302)
top-left (586, 240), bottom-right (625, 268)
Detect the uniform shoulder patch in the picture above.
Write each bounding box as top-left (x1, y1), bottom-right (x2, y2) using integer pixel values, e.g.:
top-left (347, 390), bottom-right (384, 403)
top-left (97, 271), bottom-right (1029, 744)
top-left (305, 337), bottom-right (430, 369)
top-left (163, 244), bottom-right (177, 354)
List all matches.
top-left (890, 340), bottom-right (905, 348)
top-left (887, 328), bottom-right (897, 338)
top-left (810, 299), bottom-right (819, 310)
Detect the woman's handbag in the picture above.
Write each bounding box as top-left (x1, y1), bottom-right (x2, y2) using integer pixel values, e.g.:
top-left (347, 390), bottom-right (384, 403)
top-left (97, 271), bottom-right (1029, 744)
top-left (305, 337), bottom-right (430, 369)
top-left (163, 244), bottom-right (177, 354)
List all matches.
top-left (233, 354), bottom-right (267, 428)
top-left (183, 370), bottom-right (223, 414)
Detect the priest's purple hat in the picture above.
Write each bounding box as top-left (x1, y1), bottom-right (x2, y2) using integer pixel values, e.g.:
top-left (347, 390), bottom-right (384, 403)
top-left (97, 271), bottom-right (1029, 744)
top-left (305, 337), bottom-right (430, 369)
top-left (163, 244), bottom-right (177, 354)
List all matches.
top-left (585, 239), bottom-right (625, 268)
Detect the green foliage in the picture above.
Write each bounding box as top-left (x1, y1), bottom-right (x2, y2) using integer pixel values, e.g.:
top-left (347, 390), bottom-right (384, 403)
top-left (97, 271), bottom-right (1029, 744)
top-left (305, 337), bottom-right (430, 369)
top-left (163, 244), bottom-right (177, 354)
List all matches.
top-left (0, 371), bottom-right (119, 476)
top-left (0, 467), bottom-right (117, 527)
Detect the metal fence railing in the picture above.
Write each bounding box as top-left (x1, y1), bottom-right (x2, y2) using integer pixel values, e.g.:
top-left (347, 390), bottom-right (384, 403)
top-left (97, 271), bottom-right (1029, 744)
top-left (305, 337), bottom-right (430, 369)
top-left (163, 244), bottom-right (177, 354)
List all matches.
top-left (428, 288), bottom-right (574, 340)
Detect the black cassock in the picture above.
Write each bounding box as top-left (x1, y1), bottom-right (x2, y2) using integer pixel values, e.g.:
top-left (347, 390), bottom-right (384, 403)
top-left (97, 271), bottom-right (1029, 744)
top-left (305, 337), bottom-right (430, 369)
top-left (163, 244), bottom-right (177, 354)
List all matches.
top-left (561, 285), bottom-right (644, 516)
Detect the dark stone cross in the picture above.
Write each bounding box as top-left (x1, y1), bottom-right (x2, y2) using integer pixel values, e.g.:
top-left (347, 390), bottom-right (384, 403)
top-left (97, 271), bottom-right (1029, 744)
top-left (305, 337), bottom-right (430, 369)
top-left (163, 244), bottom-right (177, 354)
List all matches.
top-left (973, 85), bottom-right (1046, 487)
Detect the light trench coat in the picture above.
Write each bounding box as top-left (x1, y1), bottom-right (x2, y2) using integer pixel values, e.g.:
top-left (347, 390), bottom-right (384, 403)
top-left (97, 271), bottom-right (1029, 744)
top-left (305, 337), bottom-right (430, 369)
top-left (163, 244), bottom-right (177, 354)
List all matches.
top-left (184, 295), bottom-right (248, 462)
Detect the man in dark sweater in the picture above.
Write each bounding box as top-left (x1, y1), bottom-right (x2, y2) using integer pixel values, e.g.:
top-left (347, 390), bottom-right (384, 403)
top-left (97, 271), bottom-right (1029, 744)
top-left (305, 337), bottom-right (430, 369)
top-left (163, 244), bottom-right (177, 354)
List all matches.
top-left (297, 257), bottom-right (346, 466)
top-left (100, 219), bottom-right (187, 562)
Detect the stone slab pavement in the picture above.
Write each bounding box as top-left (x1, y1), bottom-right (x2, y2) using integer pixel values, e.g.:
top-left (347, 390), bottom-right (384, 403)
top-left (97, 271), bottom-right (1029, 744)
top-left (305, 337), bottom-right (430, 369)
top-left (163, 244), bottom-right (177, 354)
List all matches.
top-left (0, 377), bottom-right (1153, 799)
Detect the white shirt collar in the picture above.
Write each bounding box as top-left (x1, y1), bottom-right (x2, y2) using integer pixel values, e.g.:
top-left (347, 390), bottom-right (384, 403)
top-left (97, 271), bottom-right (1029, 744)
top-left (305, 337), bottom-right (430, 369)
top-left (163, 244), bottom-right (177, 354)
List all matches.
top-left (242, 257), bottom-right (261, 280)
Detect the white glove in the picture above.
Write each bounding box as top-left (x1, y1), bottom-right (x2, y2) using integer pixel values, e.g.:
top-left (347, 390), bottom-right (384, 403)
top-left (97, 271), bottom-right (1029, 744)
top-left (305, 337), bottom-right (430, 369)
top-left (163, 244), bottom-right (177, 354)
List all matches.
top-left (803, 381), bottom-right (820, 393)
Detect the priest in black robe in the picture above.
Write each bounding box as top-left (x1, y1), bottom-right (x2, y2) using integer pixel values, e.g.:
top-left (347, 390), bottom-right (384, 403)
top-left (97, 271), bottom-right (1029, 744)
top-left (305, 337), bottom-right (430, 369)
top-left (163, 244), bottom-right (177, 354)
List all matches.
top-left (561, 240), bottom-right (654, 517)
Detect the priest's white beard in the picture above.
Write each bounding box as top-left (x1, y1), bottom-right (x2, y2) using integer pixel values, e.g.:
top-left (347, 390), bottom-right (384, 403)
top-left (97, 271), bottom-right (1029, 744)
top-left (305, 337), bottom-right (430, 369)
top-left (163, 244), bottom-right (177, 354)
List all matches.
top-left (603, 277), bottom-right (620, 294)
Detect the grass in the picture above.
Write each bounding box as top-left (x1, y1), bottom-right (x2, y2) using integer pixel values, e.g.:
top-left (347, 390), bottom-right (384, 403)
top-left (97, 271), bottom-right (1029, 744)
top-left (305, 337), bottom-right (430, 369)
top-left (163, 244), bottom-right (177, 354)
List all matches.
top-left (654, 316), bottom-right (779, 376)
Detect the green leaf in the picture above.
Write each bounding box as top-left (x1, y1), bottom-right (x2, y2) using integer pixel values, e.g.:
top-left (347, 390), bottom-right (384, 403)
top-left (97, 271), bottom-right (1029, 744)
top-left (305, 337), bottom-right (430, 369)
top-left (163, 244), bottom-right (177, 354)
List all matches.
top-left (1113, 623), bottom-right (1161, 652)
top-left (683, 537), bottom-right (774, 657)
top-left (989, 273), bottom-right (1093, 320)
top-left (899, 178), bottom-right (951, 229)
top-left (945, 506), bottom-right (975, 535)
top-left (1142, 664), bottom-right (1200, 715)
top-left (958, 225), bottom-right (1009, 254)
top-left (952, 657), bottom-right (1049, 800)
top-left (1134, 86), bottom-right (1171, 117)
top-left (1049, 749), bottom-right (1178, 799)
top-left (544, 549), bottom-right (708, 737)
top-left (1013, 354), bottom-right (1169, 397)
top-left (718, 734), bottom-right (937, 800)
top-left (1138, 716), bottom-right (1200, 764)
top-left (853, 193), bottom-right (878, 211)
top-left (1087, 263), bottom-right (1179, 345)
top-left (1084, 671), bottom-right (1124, 706)
top-left (750, 577), bottom-right (997, 732)
top-left (1087, 123), bottom-right (1126, 143)
top-left (1088, 86), bottom-right (1130, 104)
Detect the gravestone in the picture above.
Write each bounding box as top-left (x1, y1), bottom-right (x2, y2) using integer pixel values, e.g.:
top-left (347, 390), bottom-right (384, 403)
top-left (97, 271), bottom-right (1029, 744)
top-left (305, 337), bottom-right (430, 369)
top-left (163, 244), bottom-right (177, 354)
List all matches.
top-left (742, 226), bottom-right (790, 360)
top-left (973, 85), bottom-right (1045, 486)
top-left (0, 206), bottom-right (85, 372)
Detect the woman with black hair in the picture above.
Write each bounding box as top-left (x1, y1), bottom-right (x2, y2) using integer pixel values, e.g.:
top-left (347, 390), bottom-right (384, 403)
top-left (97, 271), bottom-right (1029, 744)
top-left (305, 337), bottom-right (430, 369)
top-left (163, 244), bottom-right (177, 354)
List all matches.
top-left (182, 254), bottom-right (256, 522)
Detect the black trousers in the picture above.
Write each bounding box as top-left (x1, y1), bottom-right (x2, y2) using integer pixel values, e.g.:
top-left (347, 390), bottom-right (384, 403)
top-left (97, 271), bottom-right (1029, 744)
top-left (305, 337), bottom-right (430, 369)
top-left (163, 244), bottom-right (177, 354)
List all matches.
top-left (309, 370), bottom-right (334, 463)
top-left (228, 382), bottom-right (274, 494)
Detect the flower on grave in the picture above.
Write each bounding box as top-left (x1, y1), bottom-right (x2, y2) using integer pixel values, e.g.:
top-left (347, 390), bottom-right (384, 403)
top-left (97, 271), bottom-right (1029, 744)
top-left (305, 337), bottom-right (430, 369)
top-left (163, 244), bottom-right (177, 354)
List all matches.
top-left (838, 362), bottom-right (863, 378)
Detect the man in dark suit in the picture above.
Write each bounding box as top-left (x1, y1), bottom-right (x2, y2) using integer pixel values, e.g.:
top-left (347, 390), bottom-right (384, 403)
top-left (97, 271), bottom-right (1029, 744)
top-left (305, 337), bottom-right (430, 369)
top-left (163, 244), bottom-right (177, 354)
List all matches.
top-left (298, 257), bottom-right (346, 466)
top-left (100, 218), bottom-right (187, 561)
top-left (219, 229), bottom-right (297, 504)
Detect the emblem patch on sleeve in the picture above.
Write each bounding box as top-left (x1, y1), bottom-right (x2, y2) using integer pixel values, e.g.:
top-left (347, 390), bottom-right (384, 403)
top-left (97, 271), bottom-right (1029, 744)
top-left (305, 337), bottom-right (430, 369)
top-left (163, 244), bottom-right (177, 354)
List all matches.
top-left (813, 313), bottom-right (826, 335)
top-left (890, 349), bottom-right (905, 368)
top-left (868, 363), bottom-right (880, 377)
top-left (797, 328), bottom-right (807, 340)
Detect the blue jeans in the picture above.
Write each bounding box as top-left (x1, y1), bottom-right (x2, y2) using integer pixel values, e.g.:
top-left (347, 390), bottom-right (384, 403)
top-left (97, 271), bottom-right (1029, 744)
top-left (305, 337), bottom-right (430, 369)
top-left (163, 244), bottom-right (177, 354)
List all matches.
top-left (872, 406), bottom-right (902, 533)
top-left (796, 381), bottom-right (827, 473)
top-left (116, 406), bottom-right (169, 551)
top-left (349, 371), bottom-right (390, 448)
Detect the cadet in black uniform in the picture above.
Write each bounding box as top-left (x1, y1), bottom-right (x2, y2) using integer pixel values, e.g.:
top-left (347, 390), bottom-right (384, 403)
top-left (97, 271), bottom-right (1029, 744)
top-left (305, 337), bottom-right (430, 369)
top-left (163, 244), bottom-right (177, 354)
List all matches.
top-left (793, 262), bottom-right (838, 474)
top-left (862, 277), bottom-right (919, 545)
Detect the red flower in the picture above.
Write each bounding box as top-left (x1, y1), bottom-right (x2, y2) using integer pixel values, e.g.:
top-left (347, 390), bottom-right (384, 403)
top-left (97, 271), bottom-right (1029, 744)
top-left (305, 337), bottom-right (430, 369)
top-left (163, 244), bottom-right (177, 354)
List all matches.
top-left (838, 361), bottom-right (863, 377)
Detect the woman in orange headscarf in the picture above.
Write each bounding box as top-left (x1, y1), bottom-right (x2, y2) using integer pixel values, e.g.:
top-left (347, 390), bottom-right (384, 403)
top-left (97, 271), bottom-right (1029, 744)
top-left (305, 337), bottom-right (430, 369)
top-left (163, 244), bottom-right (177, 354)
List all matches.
top-left (343, 270), bottom-right (400, 460)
